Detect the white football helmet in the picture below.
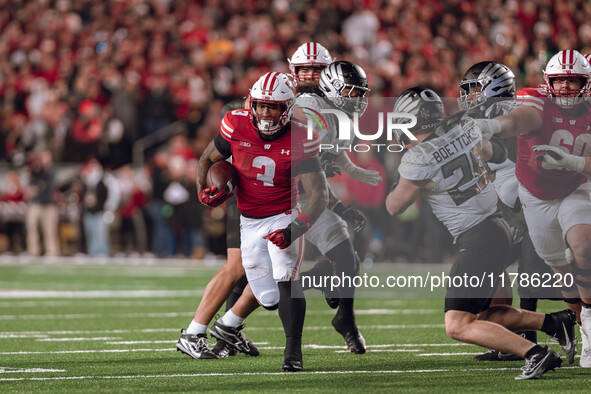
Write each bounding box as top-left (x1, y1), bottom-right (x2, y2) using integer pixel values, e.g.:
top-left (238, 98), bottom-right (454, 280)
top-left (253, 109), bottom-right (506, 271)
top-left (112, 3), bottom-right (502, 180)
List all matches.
top-left (288, 42), bottom-right (333, 86)
top-left (543, 49), bottom-right (591, 108)
top-left (249, 72), bottom-right (295, 137)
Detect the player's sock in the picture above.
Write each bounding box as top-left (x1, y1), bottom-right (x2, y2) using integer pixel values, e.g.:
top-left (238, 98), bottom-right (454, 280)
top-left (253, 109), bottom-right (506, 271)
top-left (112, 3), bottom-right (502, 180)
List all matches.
top-left (186, 320), bottom-right (207, 335)
top-left (278, 280), bottom-right (305, 360)
top-left (218, 309), bottom-right (244, 328)
top-left (332, 298), bottom-right (356, 333)
top-left (225, 281), bottom-right (247, 312)
top-left (519, 298), bottom-right (538, 343)
top-left (300, 260), bottom-right (334, 290)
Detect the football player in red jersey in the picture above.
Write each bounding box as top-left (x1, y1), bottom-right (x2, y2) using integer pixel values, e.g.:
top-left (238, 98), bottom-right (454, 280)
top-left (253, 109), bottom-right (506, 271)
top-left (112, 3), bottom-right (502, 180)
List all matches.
top-left (176, 99), bottom-right (259, 360)
top-left (476, 49), bottom-right (591, 367)
top-left (197, 72), bottom-right (328, 372)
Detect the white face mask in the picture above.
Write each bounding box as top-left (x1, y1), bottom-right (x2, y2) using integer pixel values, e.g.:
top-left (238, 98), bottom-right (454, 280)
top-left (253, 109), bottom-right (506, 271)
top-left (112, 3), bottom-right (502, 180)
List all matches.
top-left (257, 118), bottom-right (277, 134)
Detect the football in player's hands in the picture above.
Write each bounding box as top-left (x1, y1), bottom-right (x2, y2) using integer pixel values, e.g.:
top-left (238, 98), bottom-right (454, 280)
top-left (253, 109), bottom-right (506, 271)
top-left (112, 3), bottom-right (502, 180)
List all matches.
top-left (206, 161), bottom-right (238, 195)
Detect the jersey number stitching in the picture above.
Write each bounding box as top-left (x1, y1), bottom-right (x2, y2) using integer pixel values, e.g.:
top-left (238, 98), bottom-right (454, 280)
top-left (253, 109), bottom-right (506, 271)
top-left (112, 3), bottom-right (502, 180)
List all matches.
top-left (252, 156), bottom-right (276, 186)
top-left (441, 152), bottom-right (489, 206)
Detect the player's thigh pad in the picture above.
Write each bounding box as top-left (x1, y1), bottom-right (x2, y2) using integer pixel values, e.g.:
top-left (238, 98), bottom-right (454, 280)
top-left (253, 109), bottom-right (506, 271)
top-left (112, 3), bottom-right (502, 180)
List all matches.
top-left (304, 208), bottom-right (349, 255)
top-left (518, 184), bottom-right (567, 267)
top-left (558, 181), bottom-right (591, 238)
top-left (240, 215), bottom-right (279, 306)
top-left (267, 210), bottom-right (304, 282)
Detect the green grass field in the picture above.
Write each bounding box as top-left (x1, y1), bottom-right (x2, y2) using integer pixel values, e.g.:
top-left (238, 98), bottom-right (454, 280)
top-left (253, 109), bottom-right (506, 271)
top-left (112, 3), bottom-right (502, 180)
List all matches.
top-left (0, 259), bottom-right (588, 393)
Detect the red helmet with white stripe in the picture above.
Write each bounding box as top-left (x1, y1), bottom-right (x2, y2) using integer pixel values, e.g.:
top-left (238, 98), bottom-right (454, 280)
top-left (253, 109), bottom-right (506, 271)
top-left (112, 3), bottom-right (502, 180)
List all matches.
top-left (288, 42), bottom-right (333, 86)
top-left (249, 72), bottom-right (295, 137)
top-left (543, 49), bottom-right (591, 107)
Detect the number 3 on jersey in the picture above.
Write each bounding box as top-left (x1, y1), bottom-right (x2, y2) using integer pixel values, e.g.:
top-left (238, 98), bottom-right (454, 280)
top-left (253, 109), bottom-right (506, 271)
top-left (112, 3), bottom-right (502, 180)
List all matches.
top-left (252, 156), bottom-right (276, 186)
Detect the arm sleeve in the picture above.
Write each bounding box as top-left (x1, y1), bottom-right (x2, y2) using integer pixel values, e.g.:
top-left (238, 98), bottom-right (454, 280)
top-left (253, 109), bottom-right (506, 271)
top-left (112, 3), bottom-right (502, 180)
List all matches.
top-left (302, 130), bottom-right (322, 160)
top-left (214, 134), bottom-right (232, 158)
top-left (299, 156), bottom-right (322, 174)
top-left (488, 136), bottom-right (508, 164)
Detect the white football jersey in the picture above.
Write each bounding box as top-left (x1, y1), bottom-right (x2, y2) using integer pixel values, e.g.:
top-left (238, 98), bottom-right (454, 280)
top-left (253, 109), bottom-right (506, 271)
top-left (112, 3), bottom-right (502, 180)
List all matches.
top-left (295, 93), bottom-right (352, 156)
top-left (398, 116), bottom-right (498, 237)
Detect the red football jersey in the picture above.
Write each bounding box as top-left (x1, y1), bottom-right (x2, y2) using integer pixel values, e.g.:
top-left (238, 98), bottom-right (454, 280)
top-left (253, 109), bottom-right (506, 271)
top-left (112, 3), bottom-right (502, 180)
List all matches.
top-left (516, 87), bottom-right (591, 200)
top-left (219, 109), bottom-right (321, 217)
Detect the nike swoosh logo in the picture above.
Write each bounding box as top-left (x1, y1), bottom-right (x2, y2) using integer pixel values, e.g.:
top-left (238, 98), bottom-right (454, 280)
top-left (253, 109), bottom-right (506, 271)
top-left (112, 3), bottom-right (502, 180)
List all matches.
top-left (562, 324), bottom-right (572, 349)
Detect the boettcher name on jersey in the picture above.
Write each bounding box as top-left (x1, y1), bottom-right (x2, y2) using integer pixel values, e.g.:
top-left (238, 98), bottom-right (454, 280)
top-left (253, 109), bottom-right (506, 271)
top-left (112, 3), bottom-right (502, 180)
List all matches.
top-left (398, 117), bottom-right (497, 237)
top-left (516, 87), bottom-right (591, 200)
top-left (218, 109), bottom-right (321, 217)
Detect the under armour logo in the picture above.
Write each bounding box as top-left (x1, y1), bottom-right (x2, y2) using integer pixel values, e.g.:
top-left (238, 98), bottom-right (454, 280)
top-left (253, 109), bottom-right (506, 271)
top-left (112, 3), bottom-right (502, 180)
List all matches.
top-left (264, 144), bottom-right (271, 149)
top-left (281, 149), bottom-right (290, 155)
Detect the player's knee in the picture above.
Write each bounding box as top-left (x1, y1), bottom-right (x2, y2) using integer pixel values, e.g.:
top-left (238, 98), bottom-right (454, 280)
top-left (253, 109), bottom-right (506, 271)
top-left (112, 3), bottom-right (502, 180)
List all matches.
top-left (256, 288), bottom-right (280, 310)
top-left (570, 242), bottom-right (591, 264)
top-left (444, 321), bottom-right (464, 341)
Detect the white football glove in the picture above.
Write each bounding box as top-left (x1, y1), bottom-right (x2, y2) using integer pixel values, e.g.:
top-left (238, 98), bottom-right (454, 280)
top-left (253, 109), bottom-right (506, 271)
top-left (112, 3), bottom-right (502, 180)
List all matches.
top-left (473, 119), bottom-right (502, 140)
top-left (533, 145), bottom-right (586, 172)
top-left (343, 163), bottom-right (382, 186)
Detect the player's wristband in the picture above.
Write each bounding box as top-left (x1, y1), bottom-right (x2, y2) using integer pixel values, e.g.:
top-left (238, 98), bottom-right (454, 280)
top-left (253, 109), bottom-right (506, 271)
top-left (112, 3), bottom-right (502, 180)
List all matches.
top-left (283, 213), bottom-right (312, 243)
top-left (330, 201), bottom-right (347, 217)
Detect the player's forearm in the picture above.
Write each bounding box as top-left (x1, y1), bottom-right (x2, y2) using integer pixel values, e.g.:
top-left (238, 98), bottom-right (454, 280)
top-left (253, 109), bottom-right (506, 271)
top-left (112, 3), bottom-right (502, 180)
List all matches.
top-left (580, 157), bottom-right (591, 177)
top-left (496, 105), bottom-right (542, 138)
top-left (385, 190), bottom-right (413, 216)
top-left (196, 141), bottom-right (225, 192)
top-left (300, 172), bottom-right (329, 224)
top-left (385, 177), bottom-right (422, 216)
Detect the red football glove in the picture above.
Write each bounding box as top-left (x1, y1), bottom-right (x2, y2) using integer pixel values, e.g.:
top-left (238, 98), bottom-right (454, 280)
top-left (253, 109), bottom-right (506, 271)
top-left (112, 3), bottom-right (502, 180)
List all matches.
top-left (263, 228), bottom-right (291, 249)
top-left (198, 186), bottom-right (232, 207)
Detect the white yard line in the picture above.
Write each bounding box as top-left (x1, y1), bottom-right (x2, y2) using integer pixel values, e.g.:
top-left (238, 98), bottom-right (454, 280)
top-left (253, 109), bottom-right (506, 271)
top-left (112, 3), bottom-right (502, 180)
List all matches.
top-left (0, 300), bottom-right (186, 307)
top-left (0, 290), bottom-right (202, 299)
top-left (0, 309), bottom-right (437, 320)
top-left (0, 367), bottom-right (67, 374)
top-left (0, 325), bottom-right (445, 337)
top-left (35, 337), bottom-right (122, 342)
top-left (3, 367), bottom-right (575, 382)
top-left (0, 343), bottom-right (487, 355)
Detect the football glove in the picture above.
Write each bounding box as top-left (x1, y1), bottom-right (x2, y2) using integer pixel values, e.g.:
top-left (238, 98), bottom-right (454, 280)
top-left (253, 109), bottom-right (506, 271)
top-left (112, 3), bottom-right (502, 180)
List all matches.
top-left (263, 216), bottom-right (310, 250)
top-left (263, 228), bottom-right (291, 249)
top-left (473, 119), bottom-right (501, 140)
top-left (342, 163), bottom-right (382, 186)
top-left (533, 145), bottom-right (586, 172)
top-left (198, 186), bottom-right (232, 207)
top-left (331, 201), bottom-right (366, 232)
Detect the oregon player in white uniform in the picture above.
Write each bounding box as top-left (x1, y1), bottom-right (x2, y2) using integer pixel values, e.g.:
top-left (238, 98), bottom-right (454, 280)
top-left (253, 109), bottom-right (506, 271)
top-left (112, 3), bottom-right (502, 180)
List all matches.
top-left (289, 45), bottom-right (380, 354)
top-left (386, 87), bottom-right (576, 380)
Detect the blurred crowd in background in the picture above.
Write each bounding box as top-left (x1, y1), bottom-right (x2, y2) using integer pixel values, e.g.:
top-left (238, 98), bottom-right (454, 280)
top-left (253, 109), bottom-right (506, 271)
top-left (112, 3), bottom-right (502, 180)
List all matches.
top-left (0, 0), bottom-right (589, 261)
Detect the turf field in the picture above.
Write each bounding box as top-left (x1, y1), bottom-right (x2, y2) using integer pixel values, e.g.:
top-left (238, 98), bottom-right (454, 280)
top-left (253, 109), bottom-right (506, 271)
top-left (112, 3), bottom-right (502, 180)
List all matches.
top-left (0, 258), bottom-right (588, 393)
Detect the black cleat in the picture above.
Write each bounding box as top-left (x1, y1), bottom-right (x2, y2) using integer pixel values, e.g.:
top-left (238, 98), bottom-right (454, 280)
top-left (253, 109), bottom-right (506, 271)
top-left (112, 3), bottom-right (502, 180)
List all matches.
top-left (212, 339), bottom-right (237, 358)
top-left (548, 309), bottom-right (577, 364)
top-left (515, 346), bottom-right (562, 380)
top-left (209, 320), bottom-right (260, 356)
top-left (473, 349), bottom-right (523, 361)
top-left (332, 315), bottom-right (366, 354)
top-left (282, 359), bottom-right (303, 372)
top-left (176, 329), bottom-right (219, 359)
top-left (343, 329), bottom-right (366, 354)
